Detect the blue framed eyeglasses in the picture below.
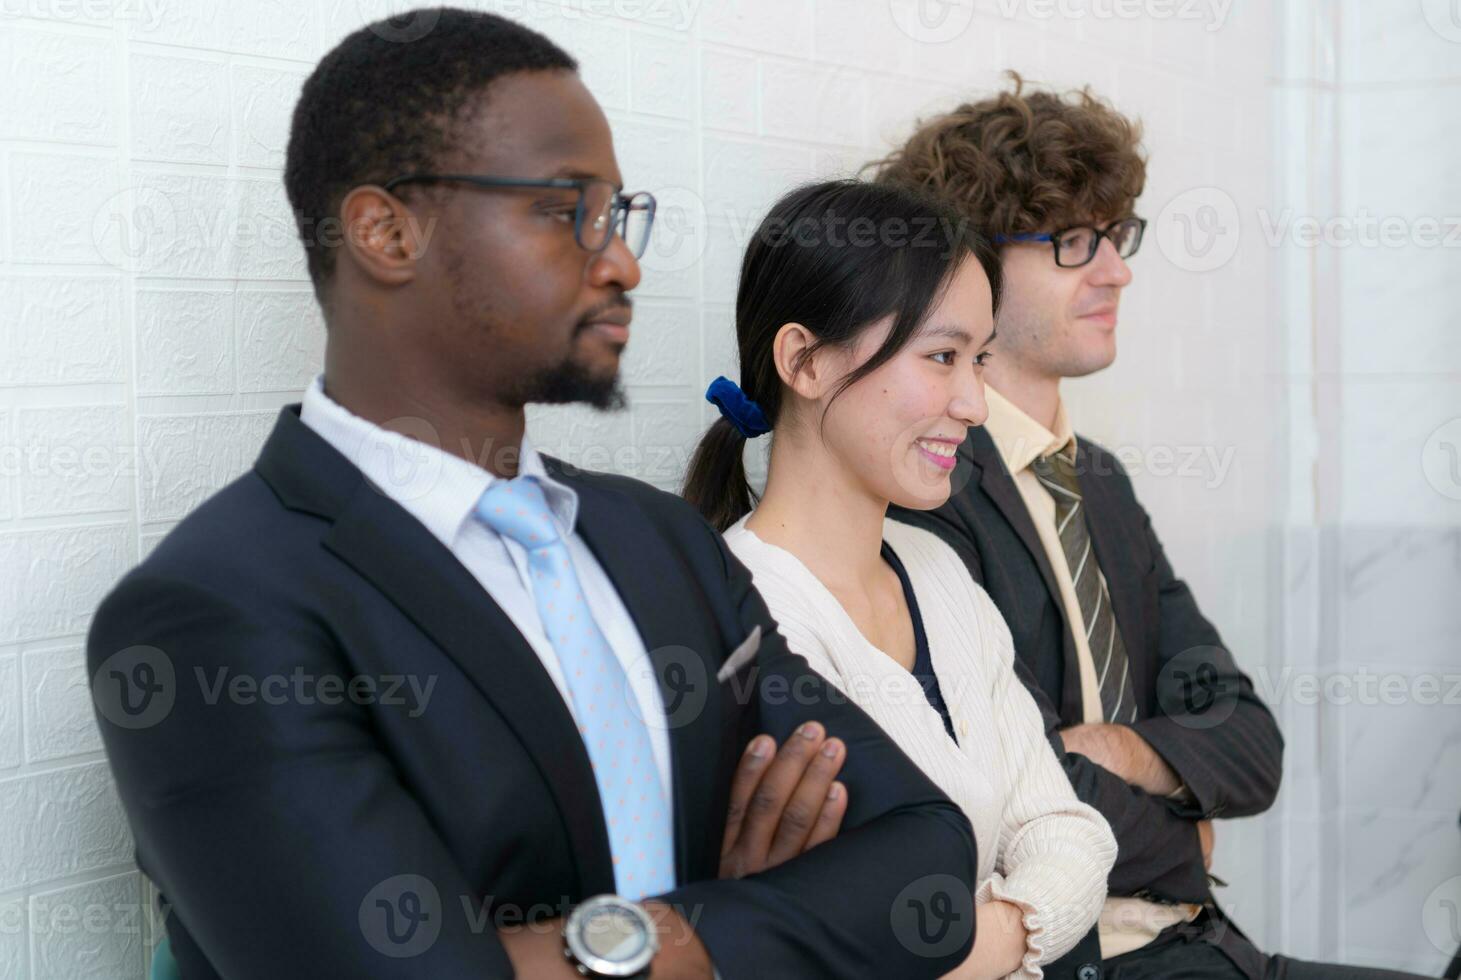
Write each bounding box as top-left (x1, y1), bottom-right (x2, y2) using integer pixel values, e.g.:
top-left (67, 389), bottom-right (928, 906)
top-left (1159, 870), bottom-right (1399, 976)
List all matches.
top-left (381, 173), bottom-right (657, 259)
top-left (995, 216), bottom-right (1147, 268)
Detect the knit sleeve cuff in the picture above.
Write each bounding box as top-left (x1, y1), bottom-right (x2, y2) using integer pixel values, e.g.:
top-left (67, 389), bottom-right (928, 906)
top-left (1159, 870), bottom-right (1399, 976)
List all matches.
top-left (987, 838), bottom-right (1111, 974)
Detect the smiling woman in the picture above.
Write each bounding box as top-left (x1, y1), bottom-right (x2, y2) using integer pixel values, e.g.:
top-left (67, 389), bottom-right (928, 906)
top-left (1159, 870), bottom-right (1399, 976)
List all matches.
top-left (682, 178), bottom-right (1118, 979)
top-left (681, 178), bottom-right (1003, 532)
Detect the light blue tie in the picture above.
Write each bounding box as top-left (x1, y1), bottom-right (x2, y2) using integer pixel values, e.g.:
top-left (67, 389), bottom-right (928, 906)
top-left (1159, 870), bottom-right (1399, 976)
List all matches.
top-left (474, 475), bottom-right (675, 900)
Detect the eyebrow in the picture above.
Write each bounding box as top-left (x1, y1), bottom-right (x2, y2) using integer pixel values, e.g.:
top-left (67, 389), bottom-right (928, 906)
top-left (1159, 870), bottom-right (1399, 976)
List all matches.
top-left (922, 324), bottom-right (998, 347)
top-left (551, 165), bottom-right (623, 190)
top-left (922, 324), bottom-right (974, 343)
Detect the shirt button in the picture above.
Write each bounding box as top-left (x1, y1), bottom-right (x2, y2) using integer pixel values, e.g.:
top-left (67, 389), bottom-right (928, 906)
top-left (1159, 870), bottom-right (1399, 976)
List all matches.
top-left (1077, 965), bottom-right (1100, 980)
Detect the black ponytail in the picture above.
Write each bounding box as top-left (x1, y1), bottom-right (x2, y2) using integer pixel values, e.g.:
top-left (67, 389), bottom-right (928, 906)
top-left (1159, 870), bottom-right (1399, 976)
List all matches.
top-left (682, 416), bottom-right (757, 532)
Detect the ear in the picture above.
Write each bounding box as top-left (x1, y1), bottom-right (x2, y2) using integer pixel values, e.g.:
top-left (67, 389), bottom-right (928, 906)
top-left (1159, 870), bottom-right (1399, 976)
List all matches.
top-left (771, 322), bottom-right (833, 401)
top-left (338, 185), bottom-right (430, 287)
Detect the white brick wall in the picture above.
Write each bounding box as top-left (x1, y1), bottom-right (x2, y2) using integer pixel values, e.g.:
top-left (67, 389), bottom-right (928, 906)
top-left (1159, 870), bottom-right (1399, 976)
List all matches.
top-left (15, 0), bottom-right (1435, 975)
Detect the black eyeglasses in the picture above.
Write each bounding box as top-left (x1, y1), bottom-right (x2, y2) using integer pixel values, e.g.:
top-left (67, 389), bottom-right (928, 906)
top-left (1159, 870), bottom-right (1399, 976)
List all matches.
top-left (381, 173), bottom-right (657, 259)
top-left (996, 216), bottom-right (1147, 268)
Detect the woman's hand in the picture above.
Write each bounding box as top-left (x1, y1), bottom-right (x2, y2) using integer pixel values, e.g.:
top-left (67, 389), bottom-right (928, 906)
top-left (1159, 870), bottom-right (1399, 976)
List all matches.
top-left (942, 900), bottom-right (1029, 980)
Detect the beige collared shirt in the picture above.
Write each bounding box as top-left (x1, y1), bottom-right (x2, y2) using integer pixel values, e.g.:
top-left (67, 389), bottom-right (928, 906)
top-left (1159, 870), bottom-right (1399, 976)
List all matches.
top-left (982, 385), bottom-right (1199, 959)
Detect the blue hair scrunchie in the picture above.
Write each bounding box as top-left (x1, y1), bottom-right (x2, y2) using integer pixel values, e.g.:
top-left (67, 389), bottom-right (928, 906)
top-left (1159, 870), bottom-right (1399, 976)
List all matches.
top-left (705, 376), bottom-right (771, 439)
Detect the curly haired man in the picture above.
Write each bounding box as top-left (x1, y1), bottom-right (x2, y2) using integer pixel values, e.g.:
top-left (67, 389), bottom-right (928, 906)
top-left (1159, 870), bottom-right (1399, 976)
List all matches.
top-left (879, 74), bottom-right (1430, 980)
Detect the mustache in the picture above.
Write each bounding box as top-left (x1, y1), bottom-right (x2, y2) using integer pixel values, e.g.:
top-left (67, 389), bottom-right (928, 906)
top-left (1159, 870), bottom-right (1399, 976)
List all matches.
top-left (575, 297), bottom-right (634, 333)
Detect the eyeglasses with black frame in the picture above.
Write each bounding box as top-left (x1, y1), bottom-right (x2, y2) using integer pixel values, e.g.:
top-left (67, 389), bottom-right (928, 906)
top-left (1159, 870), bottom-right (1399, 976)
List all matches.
top-left (381, 173), bottom-right (657, 259)
top-left (995, 216), bottom-right (1147, 268)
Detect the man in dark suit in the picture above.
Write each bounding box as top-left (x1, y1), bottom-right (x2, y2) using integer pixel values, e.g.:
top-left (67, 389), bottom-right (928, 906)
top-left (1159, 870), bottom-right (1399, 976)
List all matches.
top-left (87, 10), bottom-right (979, 978)
top-left (879, 76), bottom-right (1428, 979)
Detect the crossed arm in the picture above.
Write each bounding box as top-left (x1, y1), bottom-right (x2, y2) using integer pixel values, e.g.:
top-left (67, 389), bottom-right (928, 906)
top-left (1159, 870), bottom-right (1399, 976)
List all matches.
top-left (503, 721), bottom-right (854, 979)
top-left (92, 547), bottom-right (975, 979)
top-left (1059, 721), bottom-right (1212, 870)
top-left (1045, 520), bottom-right (1281, 898)
top-left (1061, 722), bottom-right (1181, 797)
top-left (500, 536), bottom-right (983, 979)
top-left (899, 497), bottom-right (1283, 904)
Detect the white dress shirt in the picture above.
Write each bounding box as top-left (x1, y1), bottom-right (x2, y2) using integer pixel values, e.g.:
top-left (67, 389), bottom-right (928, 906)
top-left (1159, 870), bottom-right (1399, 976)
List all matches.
top-left (298, 373), bottom-right (674, 805)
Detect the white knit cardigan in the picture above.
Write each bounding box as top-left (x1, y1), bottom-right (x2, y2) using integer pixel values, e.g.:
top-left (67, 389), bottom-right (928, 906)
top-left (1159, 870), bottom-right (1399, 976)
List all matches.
top-left (725, 514), bottom-right (1116, 977)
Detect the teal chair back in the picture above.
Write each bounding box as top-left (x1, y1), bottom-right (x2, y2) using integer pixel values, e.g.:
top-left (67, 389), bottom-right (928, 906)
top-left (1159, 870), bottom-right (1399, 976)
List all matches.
top-left (150, 935), bottom-right (181, 980)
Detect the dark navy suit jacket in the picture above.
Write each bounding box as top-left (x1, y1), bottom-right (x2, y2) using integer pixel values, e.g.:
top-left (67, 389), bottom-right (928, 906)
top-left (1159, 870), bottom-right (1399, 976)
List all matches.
top-left (89, 404), bottom-right (978, 979)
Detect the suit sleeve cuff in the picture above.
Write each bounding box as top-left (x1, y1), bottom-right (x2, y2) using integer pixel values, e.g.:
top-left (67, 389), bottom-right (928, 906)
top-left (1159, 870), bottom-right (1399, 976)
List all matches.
top-left (1128, 715), bottom-right (1217, 817)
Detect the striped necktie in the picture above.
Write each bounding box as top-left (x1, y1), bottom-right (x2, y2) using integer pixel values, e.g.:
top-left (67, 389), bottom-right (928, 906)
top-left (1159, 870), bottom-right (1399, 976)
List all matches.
top-left (474, 475), bottom-right (676, 900)
top-left (1029, 448), bottom-right (1139, 723)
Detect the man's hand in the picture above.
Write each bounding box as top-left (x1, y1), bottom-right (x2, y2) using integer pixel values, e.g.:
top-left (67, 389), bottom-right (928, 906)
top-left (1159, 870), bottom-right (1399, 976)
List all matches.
top-left (1197, 819), bottom-right (1214, 870)
top-left (1060, 722), bottom-right (1181, 797)
top-left (719, 722), bottom-right (848, 879)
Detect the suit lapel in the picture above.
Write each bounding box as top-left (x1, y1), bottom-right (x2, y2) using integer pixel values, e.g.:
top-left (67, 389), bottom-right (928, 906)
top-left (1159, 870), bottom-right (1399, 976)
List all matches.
top-left (256, 405), bottom-right (616, 895)
top-left (968, 429), bottom-right (1063, 604)
top-left (1074, 443), bottom-right (1150, 708)
top-left (545, 459), bottom-right (721, 884)
top-left (966, 429), bottom-right (1085, 719)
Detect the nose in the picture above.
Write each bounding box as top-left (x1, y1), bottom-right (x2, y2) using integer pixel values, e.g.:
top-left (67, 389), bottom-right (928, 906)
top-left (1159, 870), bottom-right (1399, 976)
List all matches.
top-left (948, 364), bottom-right (988, 428)
top-left (1089, 235), bottom-right (1133, 288)
top-left (586, 230), bottom-right (642, 292)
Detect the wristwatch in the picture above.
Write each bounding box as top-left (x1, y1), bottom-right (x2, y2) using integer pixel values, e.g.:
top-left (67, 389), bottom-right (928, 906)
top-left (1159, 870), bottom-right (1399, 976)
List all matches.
top-left (563, 894), bottom-right (659, 979)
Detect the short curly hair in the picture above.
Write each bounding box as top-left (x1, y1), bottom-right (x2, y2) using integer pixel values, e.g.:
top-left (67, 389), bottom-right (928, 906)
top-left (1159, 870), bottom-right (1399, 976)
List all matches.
top-left (284, 7), bottom-right (577, 294)
top-left (870, 72), bottom-right (1147, 238)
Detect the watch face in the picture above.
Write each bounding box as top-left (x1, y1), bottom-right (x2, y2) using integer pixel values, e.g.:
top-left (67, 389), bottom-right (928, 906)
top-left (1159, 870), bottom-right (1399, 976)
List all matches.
top-left (567, 897), bottom-right (657, 977)
top-left (581, 905), bottom-right (648, 962)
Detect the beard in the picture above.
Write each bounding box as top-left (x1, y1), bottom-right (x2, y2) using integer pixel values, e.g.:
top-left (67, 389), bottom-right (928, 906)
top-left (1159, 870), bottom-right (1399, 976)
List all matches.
top-left (441, 238), bottom-right (630, 410)
top-left (514, 346), bottom-right (628, 411)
